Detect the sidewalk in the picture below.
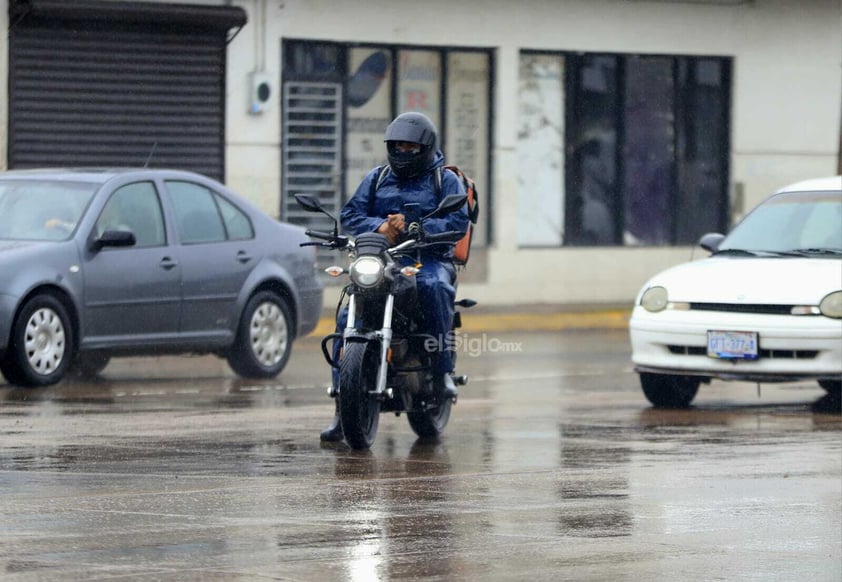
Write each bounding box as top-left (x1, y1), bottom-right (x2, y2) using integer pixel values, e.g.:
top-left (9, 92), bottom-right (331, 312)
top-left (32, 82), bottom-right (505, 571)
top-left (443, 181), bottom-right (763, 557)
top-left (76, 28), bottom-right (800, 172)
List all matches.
top-left (309, 303), bottom-right (632, 336)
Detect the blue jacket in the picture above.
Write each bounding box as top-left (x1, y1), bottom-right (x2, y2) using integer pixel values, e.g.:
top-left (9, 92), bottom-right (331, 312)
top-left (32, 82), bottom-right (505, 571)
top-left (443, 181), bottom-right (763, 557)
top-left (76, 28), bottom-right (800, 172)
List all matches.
top-left (340, 151), bottom-right (469, 261)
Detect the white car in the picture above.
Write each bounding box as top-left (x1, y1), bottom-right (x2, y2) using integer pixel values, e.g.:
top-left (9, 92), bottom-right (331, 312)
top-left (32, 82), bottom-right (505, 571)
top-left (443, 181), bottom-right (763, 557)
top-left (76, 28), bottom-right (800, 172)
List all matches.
top-left (630, 176), bottom-right (842, 407)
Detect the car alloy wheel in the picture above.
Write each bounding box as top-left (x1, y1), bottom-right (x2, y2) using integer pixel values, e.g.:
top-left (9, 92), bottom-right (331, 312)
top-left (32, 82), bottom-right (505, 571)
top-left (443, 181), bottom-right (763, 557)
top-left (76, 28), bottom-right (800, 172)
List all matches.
top-left (227, 291), bottom-right (293, 378)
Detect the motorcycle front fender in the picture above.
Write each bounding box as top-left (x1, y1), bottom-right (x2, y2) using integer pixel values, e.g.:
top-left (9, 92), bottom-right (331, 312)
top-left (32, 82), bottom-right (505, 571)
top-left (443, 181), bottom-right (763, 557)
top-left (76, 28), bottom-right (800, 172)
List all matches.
top-left (321, 328), bottom-right (382, 370)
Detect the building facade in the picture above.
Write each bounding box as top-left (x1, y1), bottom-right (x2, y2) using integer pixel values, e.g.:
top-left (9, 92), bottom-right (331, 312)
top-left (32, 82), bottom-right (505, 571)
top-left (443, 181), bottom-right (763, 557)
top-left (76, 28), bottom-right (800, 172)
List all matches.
top-left (2, 0), bottom-right (841, 308)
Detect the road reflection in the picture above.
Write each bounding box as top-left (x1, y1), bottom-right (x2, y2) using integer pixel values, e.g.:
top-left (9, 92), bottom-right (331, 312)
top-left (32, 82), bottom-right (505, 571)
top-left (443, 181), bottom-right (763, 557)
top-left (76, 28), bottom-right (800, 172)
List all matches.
top-left (327, 439), bottom-right (457, 580)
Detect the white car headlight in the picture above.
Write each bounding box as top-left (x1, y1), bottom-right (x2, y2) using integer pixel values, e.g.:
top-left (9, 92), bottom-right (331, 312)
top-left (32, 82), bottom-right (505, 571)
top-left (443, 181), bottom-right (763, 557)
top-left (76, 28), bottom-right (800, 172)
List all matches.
top-left (350, 256), bottom-right (384, 288)
top-left (819, 290), bottom-right (842, 319)
top-left (640, 286), bottom-right (669, 313)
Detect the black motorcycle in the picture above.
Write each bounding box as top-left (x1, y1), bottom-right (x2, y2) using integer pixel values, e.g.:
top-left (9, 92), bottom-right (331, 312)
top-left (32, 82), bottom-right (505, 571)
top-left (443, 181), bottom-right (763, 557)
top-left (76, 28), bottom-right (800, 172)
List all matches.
top-left (295, 193), bottom-right (474, 449)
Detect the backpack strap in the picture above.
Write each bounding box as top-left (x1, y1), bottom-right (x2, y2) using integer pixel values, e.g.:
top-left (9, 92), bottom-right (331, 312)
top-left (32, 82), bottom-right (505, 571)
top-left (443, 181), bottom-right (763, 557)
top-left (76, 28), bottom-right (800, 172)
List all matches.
top-left (368, 165), bottom-right (391, 216)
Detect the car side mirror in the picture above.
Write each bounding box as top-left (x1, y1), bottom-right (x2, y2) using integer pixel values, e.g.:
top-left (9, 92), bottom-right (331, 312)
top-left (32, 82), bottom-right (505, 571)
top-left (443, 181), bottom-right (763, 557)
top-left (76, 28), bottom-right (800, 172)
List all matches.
top-left (91, 229), bottom-right (136, 251)
top-left (699, 232), bottom-right (725, 253)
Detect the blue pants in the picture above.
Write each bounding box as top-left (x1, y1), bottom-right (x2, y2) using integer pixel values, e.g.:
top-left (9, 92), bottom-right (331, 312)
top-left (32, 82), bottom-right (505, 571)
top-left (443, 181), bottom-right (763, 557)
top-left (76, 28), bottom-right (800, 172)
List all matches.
top-left (332, 260), bottom-right (457, 387)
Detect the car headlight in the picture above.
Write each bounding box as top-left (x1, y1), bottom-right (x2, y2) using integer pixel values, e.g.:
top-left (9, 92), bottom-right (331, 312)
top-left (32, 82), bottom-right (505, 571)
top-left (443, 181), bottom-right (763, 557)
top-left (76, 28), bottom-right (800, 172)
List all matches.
top-left (640, 286), bottom-right (669, 313)
top-left (350, 256), bottom-right (384, 288)
top-left (819, 290), bottom-right (842, 319)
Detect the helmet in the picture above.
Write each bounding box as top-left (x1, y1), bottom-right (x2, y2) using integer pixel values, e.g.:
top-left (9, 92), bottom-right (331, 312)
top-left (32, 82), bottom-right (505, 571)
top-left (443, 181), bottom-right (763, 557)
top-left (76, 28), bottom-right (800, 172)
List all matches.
top-left (384, 112), bottom-right (437, 179)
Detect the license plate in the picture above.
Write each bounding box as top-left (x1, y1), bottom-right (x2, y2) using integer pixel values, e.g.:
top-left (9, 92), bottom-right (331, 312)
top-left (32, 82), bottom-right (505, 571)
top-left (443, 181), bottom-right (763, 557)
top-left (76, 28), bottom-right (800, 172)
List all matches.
top-left (707, 330), bottom-right (759, 360)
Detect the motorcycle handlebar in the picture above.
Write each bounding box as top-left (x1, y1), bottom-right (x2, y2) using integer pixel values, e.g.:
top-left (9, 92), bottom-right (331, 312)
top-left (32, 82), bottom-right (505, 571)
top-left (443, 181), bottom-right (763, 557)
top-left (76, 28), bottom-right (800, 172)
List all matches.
top-left (305, 229), bottom-right (334, 240)
top-left (302, 229), bottom-right (350, 249)
top-left (424, 230), bottom-right (464, 244)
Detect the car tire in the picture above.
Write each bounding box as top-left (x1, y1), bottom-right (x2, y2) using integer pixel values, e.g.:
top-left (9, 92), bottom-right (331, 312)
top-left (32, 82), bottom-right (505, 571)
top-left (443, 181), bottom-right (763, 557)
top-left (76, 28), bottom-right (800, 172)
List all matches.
top-left (0, 294), bottom-right (74, 388)
top-left (68, 352), bottom-right (111, 379)
top-left (227, 291), bottom-right (293, 379)
top-left (639, 372), bottom-right (700, 408)
top-left (818, 379), bottom-right (841, 396)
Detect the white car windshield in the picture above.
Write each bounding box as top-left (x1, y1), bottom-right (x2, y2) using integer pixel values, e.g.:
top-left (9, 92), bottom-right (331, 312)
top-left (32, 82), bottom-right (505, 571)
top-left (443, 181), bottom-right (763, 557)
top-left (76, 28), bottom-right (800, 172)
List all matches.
top-left (0, 180), bottom-right (99, 241)
top-left (719, 191), bottom-right (842, 256)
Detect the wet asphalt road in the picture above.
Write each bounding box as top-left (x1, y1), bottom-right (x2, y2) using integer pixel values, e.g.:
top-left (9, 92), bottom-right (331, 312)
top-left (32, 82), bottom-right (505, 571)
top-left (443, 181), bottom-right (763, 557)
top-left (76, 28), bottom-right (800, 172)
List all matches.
top-left (1, 328), bottom-right (840, 581)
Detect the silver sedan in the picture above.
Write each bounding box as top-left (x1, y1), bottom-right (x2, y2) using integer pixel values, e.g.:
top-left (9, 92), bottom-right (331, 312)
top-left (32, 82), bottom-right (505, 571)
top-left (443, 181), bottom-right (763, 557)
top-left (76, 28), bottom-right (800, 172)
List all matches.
top-left (0, 168), bottom-right (323, 387)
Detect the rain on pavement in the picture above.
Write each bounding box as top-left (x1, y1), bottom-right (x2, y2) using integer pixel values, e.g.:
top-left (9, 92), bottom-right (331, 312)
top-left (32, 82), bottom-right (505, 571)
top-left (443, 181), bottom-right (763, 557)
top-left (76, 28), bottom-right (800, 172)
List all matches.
top-left (1, 328), bottom-right (840, 581)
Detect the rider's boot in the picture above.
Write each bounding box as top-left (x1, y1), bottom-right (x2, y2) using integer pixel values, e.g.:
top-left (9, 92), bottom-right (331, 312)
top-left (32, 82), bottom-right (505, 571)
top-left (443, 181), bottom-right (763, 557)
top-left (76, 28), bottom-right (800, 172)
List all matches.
top-left (436, 373), bottom-right (458, 400)
top-left (320, 398), bottom-right (344, 442)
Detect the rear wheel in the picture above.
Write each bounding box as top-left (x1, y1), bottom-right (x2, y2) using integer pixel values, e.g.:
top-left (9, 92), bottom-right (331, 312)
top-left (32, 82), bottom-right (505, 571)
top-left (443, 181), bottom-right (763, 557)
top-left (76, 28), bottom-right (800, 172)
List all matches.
top-left (407, 396), bottom-right (452, 439)
top-left (0, 294), bottom-right (74, 387)
top-left (339, 342), bottom-right (381, 450)
top-left (639, 372), bottom-right (700, 408)
top-left (227, 291), bottom-right (293, 378)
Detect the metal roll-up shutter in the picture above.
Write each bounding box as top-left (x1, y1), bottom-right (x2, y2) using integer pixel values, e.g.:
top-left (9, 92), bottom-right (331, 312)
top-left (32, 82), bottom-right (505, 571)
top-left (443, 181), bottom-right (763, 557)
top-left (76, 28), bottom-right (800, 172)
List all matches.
top-left (8, 2), bottom-right (247, 182)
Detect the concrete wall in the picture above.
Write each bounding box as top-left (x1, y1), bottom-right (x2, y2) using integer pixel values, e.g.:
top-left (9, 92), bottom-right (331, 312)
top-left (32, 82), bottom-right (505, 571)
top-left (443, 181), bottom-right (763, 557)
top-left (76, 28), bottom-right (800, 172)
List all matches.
top-left (3, 0), bottom-right (841, 308)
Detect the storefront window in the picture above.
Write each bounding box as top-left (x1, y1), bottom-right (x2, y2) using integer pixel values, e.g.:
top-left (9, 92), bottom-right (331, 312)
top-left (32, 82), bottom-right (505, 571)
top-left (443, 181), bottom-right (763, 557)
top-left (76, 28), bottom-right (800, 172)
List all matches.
top-left (518, 50), bottom-right (730, 247)
top-left (283, 40), bottom-right (493, 263)
top-left (346, 48), bottom-right (392, 195)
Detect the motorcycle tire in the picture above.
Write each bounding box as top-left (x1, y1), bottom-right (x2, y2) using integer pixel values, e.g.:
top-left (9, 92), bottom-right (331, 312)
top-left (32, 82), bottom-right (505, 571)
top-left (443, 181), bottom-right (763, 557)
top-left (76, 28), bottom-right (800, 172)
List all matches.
top-left (339, 341), bottom-right (381, 449)
top-left (407, 396), bottom-right (452, 438)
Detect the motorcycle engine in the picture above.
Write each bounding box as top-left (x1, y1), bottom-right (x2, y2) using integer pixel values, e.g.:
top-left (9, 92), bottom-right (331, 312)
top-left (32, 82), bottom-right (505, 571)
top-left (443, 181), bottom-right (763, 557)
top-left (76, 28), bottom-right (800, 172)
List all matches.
top-left (390, 339), bottom-right (424, 394)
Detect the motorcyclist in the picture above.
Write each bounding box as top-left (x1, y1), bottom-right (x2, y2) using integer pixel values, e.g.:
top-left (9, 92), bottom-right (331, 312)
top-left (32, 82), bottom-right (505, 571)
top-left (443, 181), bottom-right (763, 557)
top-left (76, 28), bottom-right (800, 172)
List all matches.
top-left (320, 111), bottom-right (470, 442)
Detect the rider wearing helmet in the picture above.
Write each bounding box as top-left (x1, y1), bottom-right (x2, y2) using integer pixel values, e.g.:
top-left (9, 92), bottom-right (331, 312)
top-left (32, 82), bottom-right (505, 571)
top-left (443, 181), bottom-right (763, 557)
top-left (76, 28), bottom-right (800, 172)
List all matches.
top-left (320, 112), bottom-right (469, 442)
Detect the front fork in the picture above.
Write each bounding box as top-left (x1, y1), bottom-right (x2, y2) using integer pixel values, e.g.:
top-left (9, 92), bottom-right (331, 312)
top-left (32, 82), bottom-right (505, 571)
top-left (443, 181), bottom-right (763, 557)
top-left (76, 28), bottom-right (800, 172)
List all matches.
top-left (344, 293), bottom-right (394, 397)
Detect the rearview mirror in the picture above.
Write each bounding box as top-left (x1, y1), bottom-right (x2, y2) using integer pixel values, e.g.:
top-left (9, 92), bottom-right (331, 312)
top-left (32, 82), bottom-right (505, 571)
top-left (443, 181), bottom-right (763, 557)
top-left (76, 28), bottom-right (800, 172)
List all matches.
top-left (424, 194), bottom-right (467, 220)
top-left (294, 194), bottom-right (324, 213)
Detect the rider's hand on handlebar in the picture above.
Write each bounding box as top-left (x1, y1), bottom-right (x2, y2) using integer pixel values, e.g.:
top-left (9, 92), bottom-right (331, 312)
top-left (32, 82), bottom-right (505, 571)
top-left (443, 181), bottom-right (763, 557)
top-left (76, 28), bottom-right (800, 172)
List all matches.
top-left (377, 214), bottom-right (405, 244)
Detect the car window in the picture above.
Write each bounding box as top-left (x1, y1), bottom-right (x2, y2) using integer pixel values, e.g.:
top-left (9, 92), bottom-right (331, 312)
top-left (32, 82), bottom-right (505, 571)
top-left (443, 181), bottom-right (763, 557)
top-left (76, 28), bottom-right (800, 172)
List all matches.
top-left (216, 195), bottom-right (254, 240)
top-left (799, 196), bottom-right (842, 249)
top-left (95, 182), bottom-right (166, 247)
top-left (721, 191), bottom-right (842, 252)
top-left (0, 180), bottom-right (97, 241)
top-left (167, 180), bottom-right (254, 243)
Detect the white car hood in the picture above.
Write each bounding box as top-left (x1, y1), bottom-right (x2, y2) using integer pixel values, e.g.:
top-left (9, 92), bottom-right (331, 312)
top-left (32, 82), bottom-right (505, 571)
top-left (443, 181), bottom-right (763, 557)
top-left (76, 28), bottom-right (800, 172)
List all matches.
top-left (643, 257), bottom-right (842, 305)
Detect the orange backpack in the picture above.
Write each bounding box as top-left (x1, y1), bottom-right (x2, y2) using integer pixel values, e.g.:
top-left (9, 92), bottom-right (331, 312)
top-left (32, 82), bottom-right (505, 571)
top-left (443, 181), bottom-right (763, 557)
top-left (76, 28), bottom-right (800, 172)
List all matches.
top-left (371, 165), bottom-right (480, 266)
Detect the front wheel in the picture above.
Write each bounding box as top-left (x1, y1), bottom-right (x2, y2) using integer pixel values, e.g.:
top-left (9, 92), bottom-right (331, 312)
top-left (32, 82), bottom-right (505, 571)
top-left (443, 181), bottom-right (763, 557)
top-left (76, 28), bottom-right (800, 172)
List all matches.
top-left (639, 372), bottom-right (700, 408)
top-left (407, 396), bottom-right (452, 439)
top-left (227, 291), bottom-right (293, 379)
top-left (0, 294), bottom-right (74, 387)
top-left (339, 341), bottom-right (381, 449)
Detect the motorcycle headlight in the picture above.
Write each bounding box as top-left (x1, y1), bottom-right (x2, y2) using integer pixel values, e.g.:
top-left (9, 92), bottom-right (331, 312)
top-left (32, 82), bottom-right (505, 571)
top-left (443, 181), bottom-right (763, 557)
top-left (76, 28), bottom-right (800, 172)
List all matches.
top-left (350, 256), bottom-right (384, 288)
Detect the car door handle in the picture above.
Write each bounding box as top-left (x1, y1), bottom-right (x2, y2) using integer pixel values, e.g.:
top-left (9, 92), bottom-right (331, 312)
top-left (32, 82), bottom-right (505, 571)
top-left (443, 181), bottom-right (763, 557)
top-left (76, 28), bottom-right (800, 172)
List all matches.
top-left (236, 251), bottom-right (253, 264)
top-left (159, 257), bottom-right (178, 270)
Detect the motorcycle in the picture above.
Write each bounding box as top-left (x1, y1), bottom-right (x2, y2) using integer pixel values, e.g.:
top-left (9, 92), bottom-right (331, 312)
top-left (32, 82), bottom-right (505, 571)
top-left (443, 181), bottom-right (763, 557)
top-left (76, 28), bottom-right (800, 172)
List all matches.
top-left (295, 193), bottom-right (475, 449)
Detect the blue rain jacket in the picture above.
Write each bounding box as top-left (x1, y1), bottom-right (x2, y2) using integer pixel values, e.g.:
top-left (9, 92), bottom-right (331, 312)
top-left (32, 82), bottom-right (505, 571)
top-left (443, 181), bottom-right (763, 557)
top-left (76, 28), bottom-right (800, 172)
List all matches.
top-left (340, 151), bottom-right (469, 262)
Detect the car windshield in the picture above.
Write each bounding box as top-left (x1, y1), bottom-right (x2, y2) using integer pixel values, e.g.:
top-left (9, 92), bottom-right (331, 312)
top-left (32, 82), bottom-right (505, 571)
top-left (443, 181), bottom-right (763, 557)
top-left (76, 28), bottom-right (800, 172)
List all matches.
top-left (0, 180), bottom-right (99, 241)
top-left (719, 190), bottom-right (842, 256)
